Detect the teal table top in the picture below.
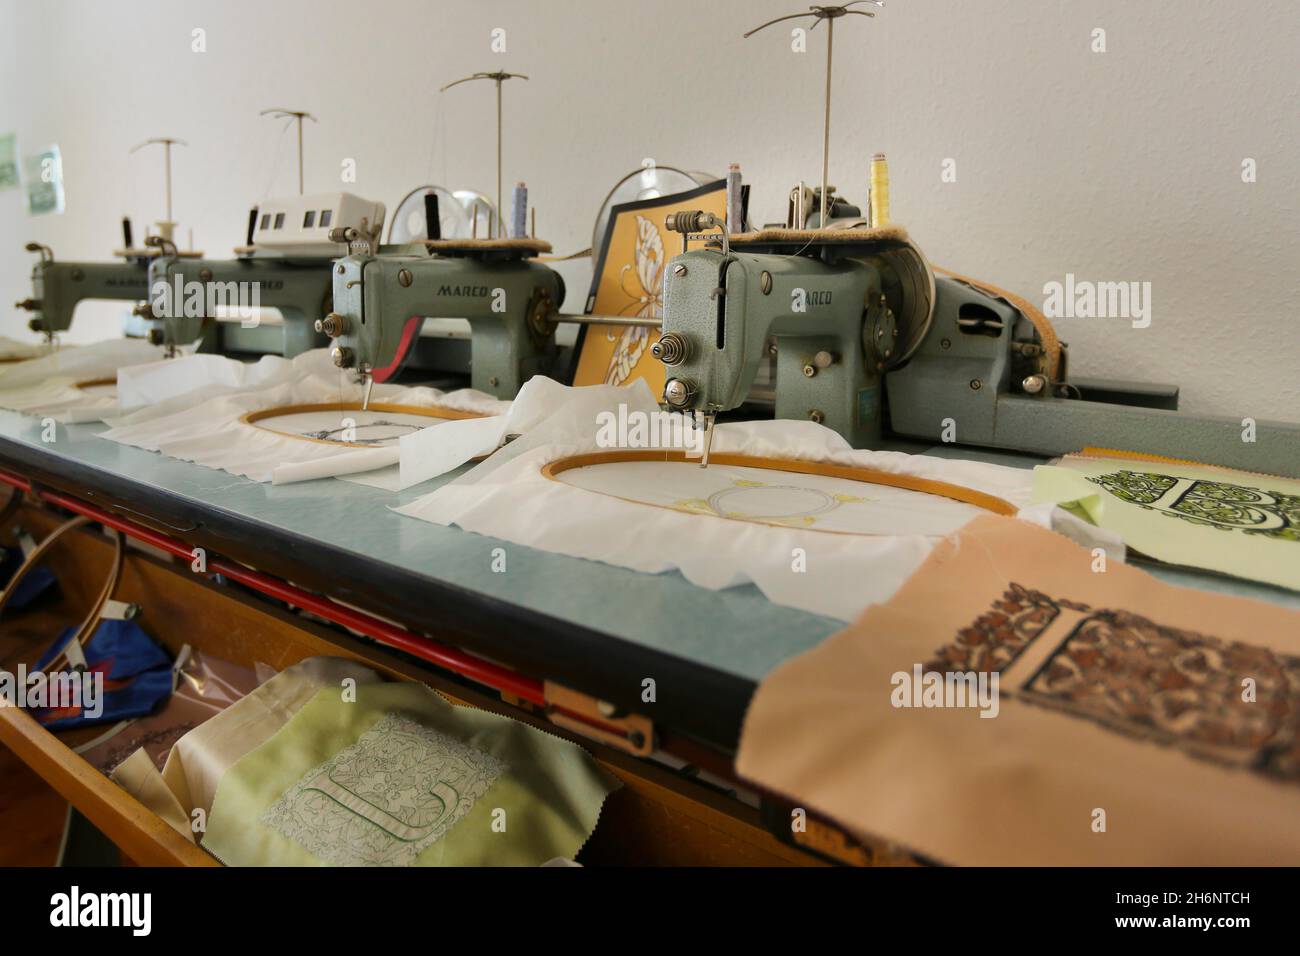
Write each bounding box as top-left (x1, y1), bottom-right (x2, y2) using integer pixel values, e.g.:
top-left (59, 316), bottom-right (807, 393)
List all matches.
top-left (1, 409), bottom-right (1295, 712)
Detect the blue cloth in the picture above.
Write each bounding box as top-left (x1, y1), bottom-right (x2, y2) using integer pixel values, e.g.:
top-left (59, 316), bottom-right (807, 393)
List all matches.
top-left (31, 620), bottom-right (173, 729)
top-left (0, 547), bottom-right (57, 610)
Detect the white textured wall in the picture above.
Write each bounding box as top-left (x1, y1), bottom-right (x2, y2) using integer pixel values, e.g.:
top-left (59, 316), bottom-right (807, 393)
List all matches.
top-left (1, 0), bottom-right (1296, 420)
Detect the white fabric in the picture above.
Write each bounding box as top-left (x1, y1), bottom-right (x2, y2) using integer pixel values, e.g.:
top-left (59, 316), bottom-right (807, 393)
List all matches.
top-left (115, 351), bottom-right (300, 409)
top-left (0, 338), bottom-right (166, 422)
top-left (0, 335), bottom-right (52, 361)
top-left (395, 385), bottom-right (1123, 622)
top-left (556, 459), bottom-right (987, 535)
top-left (99, 348), bottom-right (509, 483)
top-left (330, 376), bottom-right (655, 491)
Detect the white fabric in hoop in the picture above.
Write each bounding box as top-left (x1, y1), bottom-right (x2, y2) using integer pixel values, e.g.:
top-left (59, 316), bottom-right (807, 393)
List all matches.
top-left (0, 335), bottom-right (53, 362)
top-left (555, 459), bottom-right (989, 536)
top-left (99, 349), bottom-right (509, 484)
top-left (0, 338), bottom-right (166, 423)
top-left (395, 380), bottom-right (1122, 622)
top-left (331, 375), bottom-right (680, 491)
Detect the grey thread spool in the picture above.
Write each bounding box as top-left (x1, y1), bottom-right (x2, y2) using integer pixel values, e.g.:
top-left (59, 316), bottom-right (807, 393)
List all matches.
top-left (511, 182), bottom-right (528, 239)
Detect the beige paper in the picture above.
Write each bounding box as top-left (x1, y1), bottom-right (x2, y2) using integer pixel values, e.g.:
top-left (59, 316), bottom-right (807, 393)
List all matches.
top-left (736, 515), bottom-right (1300, 865)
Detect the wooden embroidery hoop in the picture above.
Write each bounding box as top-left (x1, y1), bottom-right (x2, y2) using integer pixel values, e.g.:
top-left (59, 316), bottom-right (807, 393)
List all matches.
top-left (240, 401), bottom-right (484, 448)
top-left (541, 450), bottom-right (1017, 534)
top-left (74, 377), bottom-right (117, 391)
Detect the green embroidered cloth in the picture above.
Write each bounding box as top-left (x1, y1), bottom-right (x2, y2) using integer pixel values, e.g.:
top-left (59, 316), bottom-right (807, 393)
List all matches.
top-left (1033, 454), bottom-right (1300, 592)
top-left (202, 681), bottom-right (618, 866)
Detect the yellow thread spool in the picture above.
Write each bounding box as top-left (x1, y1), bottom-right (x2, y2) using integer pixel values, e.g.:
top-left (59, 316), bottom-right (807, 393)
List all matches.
top-left (869, 153), bottom-right (890, 227)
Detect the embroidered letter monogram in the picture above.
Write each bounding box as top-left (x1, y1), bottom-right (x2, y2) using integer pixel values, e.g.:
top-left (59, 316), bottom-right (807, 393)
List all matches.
top-left (260, 714), bottom-right (505, 866)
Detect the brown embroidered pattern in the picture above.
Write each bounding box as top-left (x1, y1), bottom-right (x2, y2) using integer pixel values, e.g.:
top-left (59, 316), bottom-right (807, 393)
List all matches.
top-left (921, 583), bottom-right (1083, 675)
top-left (924, 586), bottom-right (1300, 784)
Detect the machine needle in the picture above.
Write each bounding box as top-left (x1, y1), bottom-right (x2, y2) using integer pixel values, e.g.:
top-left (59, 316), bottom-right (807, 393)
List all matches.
top-left (361, 373), bottom-right (374, 412)
top-left (697, 411), bottom-right (716, 469)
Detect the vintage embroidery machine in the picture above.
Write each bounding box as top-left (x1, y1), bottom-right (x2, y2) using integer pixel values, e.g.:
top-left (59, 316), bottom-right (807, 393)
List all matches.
top-left (140, 110), bottom-right (386, 359)
top-left (16, 138), bottom-right (201, 345)
top-left (322, 73), bottom-right (650, 403)
top-left (652, 5), bottom-right (1300, 477)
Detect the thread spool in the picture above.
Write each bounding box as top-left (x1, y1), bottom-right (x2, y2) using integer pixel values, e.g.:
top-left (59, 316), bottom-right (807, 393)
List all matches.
top-left (511, 182), bottom-right (528, 239)
top-left (869, 153), bottom-right (890, 227)
top-left (726, 163), bottom-right (743, 234)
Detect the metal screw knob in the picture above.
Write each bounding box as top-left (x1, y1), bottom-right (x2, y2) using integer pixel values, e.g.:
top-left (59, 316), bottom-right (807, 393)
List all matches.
top-left (316, 313), bottom-right (348, 337)
top-left (652, 332), bottom-right (691, 366)
top-left (331, 346), bottom-right (355, 368)
top-left (1022, 374), bottom-right (1047, 395)
top-left (663, 378), bottom-right (696, 408)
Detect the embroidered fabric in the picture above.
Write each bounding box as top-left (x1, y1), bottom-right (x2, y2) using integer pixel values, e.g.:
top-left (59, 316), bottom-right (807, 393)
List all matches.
top-left (1035, 453), bottom-right (1300, 592)
top-left (736, 515), bottom-right (1300, 865)
top-left (321, 376), bottom-right (659, 491)
top-left (99, 349), bottom-right (509, 483)
top-left (112, 657), bottom-right (384, 841)
top-left (258, 714), bottom-right (506, 866)
top-left (202, 681), bottom-right (618, 867)
top-left (395, 381), bottom-right (1121, 621)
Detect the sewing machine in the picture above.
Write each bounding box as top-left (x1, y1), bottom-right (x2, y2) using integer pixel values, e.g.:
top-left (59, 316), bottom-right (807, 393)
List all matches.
top-left (324, 234), bottom-right (566, 396)
top-left (17, 137), bottom-right (200, 344)
top-left (650, 3), bottom-right (1300, 477)
top-left (17, 236), bottom-right (165, 343)
top-left (322, 70), bottom-right (654, 399)
top-left (654, 201), bottom-right (1300, 477)
top-left (143, 191), bottom-right (385, 357)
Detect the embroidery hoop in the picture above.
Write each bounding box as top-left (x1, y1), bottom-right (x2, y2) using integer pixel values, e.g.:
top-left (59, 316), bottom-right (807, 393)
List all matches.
top-left (240, 401), bottom-right (484, 448)
top-left (74, 377), bottom-right (117, 391)
top-left (541, 450), bottom-right (1017, 535)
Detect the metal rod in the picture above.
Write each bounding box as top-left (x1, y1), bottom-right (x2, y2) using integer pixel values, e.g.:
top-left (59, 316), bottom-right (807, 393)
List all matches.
top-left (129, 137), bottom-right (187, 228)
top-left (742, 4), bottom-right (881, 229)
top-left (555, 313), bottom-right (661, 329)
top-left (260, 109), bottom-right (316, 197)
top-left (496, 78), bottom-right (503, 238)
top-left (163, 140), bottom-right (173, 222)
top-left (439, 72), bottom-right (528, 241)
top-left (820, 17), bottom-right (833, 228)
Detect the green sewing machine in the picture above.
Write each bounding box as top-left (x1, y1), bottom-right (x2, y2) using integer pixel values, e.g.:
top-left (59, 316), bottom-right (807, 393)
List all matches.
top-left (321, 72), bottom-right (648, 400)
top-left (19, 239), bottom-right (159, 342)
top-left (324, 234), bottom-right (567, 397)
top-left (142, 188), bottom-right (385, 358)
top-left (138, 110), bottom-right (392, 359)
top-left (655, 206), bottom-right (1300, 478)
top-left (652, 3), bottom-right (1300, 477)
top-left (16, 138), bottom-right (199, 344)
